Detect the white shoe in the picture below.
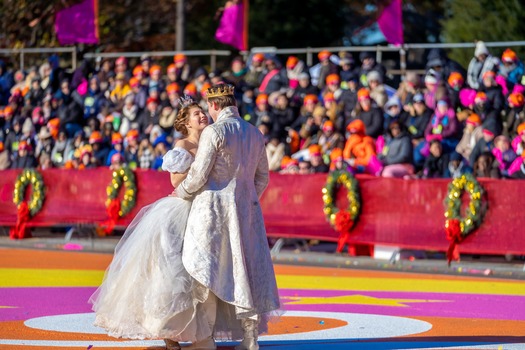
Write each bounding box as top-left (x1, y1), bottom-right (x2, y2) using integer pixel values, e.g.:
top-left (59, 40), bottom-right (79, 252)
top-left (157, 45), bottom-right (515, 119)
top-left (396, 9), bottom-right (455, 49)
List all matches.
top-left (185, 336), bottom-right (216, 350)
top-left (235, 319), bottom-right (259, 350)
top-left (164, 339), bottom-right (181, 350)
top-left (234, 337), bottom-right (259, 350)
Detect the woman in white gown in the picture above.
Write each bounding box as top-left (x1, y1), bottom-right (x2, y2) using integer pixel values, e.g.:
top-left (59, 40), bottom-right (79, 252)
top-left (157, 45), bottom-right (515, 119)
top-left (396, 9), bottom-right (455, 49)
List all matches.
top-left (89, 98), bottom-right (213, 349)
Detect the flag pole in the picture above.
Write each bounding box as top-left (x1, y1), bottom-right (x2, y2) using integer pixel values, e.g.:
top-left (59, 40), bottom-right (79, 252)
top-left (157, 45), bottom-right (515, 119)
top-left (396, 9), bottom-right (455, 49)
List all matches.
top-left (176, 0), bottom-right (186, 51)
top-left (243, 0), bottom-right (249, 51)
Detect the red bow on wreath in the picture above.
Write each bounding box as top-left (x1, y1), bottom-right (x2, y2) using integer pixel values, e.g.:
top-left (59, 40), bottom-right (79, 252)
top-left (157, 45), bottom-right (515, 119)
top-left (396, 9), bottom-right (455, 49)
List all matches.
top-left (98, 199), bottom-right (121, 236)
top-left (9, 202), bottom-right (32, 240)
top-left (445, 219), bottom-right (462, 265)
top-left (334, 211), bottom-right (354, 253)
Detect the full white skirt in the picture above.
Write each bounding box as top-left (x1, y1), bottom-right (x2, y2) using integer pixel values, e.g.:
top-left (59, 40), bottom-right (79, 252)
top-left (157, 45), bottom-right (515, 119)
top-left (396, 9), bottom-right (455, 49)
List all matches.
top-left (89, 196), bottom-right (210, 341)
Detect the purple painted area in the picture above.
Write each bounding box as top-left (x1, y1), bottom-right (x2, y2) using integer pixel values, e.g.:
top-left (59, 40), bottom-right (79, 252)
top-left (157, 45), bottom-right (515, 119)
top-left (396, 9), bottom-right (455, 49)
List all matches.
top-left (1, 287), bottom-right (524, 324)
top-left (0, 287), bottom-right (96, 321)
top-left (279, 289), bottom-right (525, 321)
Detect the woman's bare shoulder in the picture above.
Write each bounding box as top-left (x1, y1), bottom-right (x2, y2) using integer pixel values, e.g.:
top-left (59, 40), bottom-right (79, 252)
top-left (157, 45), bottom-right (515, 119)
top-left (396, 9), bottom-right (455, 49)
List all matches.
top-left (174, 139), bottom-right (197, 156)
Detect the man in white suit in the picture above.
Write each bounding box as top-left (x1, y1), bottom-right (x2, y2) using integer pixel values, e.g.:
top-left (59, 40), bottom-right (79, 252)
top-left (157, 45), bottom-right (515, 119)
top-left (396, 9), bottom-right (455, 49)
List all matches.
top-left (176, 84), bottom-right (280, 350)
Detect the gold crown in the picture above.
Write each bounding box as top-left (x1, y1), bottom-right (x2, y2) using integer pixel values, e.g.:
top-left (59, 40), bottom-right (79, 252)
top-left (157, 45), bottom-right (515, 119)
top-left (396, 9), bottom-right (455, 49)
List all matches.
top-left (206, 84), bottom-right (235, 99)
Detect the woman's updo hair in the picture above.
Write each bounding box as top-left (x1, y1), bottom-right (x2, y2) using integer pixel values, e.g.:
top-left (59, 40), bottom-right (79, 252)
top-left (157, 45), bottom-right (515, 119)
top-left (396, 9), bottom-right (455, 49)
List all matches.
top-left (174, 102), bottom-right (200, 136)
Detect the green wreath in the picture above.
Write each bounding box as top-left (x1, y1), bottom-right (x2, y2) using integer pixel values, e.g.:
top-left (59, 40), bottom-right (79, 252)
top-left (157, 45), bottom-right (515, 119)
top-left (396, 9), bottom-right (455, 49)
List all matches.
top-left (13, 168), bottom-right (45, 217)
top-left (322, 170), bottom-right (360, 228)
top-left (106, 167), bottom-right (137, 217)
top-left (444, 173), bottom-right (485, 238)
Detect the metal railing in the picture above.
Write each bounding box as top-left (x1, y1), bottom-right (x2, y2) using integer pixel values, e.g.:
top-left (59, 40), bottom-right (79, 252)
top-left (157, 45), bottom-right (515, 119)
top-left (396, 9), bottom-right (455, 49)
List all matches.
top-left (250, 41), bottom-right (525, 77)
top-left (0, 47), bottom-right (77, 71)
top-left (3, 41), bottom-right (525, 77)
top-left (83, 50), bottom-right (232, 72)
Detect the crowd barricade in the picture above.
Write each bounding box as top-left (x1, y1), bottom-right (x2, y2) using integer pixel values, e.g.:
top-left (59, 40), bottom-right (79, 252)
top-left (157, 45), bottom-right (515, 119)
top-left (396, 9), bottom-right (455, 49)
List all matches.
top-left (1, 169), bottom-right (524, 256)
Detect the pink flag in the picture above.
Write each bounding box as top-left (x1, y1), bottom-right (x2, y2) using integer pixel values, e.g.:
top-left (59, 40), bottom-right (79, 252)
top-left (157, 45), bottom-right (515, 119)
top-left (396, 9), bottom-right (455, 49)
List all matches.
top-left (55, 0), bottom-right (99, 46)
top-left (215, 0), bottom-right (248, 51)
top-left (377, 0), bottom-right (403, 46)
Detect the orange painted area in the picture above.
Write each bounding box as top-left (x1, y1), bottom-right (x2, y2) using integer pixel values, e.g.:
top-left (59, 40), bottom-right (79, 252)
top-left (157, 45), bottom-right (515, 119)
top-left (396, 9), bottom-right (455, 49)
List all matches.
top-left (406, 316), bottom-right (525, 337)
top-left (0, 316), bottom-right (346, 341)
top-left (0, 248), bottom-right (513, 285)
top-left (0, 248), bottom-right (112, 270)
top-left (274, 264), bottom-right (512, 283)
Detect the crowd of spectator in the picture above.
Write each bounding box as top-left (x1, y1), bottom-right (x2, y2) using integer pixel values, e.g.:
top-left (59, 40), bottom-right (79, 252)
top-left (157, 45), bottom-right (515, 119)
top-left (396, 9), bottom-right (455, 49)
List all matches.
top-left (1, 41), bottom-right (525, 179)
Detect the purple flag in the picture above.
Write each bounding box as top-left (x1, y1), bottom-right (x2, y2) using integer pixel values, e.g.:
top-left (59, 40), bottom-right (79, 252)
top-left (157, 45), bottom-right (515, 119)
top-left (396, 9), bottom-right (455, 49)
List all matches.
top-left (215, 0), bottom-right (247, 51)
top-left (55, 0), bottom-right (99, 46)
top-left (377, 0), bottom-right (403, 45)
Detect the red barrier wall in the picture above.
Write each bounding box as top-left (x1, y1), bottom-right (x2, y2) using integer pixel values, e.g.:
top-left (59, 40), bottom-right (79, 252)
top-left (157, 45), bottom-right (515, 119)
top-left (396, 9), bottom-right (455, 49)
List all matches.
top-left (1, 169), bottom-right (524, 255)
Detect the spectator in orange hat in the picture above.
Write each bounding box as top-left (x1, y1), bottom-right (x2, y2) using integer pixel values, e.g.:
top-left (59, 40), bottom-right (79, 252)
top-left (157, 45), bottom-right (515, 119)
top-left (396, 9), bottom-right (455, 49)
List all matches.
top-left (499, 48), bottom-right (524, 86)
top-left (352, 88), bottom-right (384, 139)
top-left (133, 65), bottom-right (145, 80)
top-left (292, 94), bottom-right (319, 136)
top-left (127, 76), bottom-right (147, 110)
top-left (245, 53), bottom-right (266, 88)
top-left (446, 72), bottom-right (465, 110)
top-left (279, 155), bottom-right (299, 174)
top-left (89, 130), bottom-right (109, 166)
top-left (106, 133), bottom-right (125, 166)
top-left (183, 83), bottom-right (198, 98)
top-left (78, 145), bottom-right (96, 169)
top-left (456, 113), bottom-right (483, 163)
top-left (50, 130), bottom-right (69, 167)
top-left (308, 144), bottom-right (329, 173)
top-left (318, 120), bottom-right (343, 156)
top-left (138, 97), bottom-right (160, 136)
top-left (148, 65), bottom-right (165, 93)
top-left (11, 140), bottom-right (37, 169)
top-left (324, 73), bottom-right (343, 102)
top-left (473, 90), bottom-right (502, 134)
top-left (481, 70), bottom-right (504, 113)
top-left (254, 94), bottom-right (271, 126)
top-left (285, 56), bottom-right (305, 90)
top-left (317, 50), bottom-right (338, 90)
top-left (342, 119), bottom-right (379, 175)
top-left (166, 64), bottom-right (178, 84)
top-left (504, 92), bottom-right (525, 138)
top-left (469, 121), bottom-right (498, 166)
top-left (329, 147), bottom-right (347, 171)
top-left (166, 82), bottom-right (181, 110)
top-left (173, 53), bottom-right (192, 85)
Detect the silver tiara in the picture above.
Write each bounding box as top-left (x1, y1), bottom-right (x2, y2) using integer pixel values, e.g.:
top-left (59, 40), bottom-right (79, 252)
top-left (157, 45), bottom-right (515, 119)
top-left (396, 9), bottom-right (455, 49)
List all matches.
top-left (178, 94), bottom-right (195, 108)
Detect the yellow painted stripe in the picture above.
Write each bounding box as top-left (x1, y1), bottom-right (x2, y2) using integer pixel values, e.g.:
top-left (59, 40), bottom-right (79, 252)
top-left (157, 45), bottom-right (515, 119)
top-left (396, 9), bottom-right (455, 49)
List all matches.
top-left (2, 268), bottom-right (524, 297)
top-left (275, 275), bottom-right (525, 296)
top-left (0, 269), bottom-right (104, 287)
